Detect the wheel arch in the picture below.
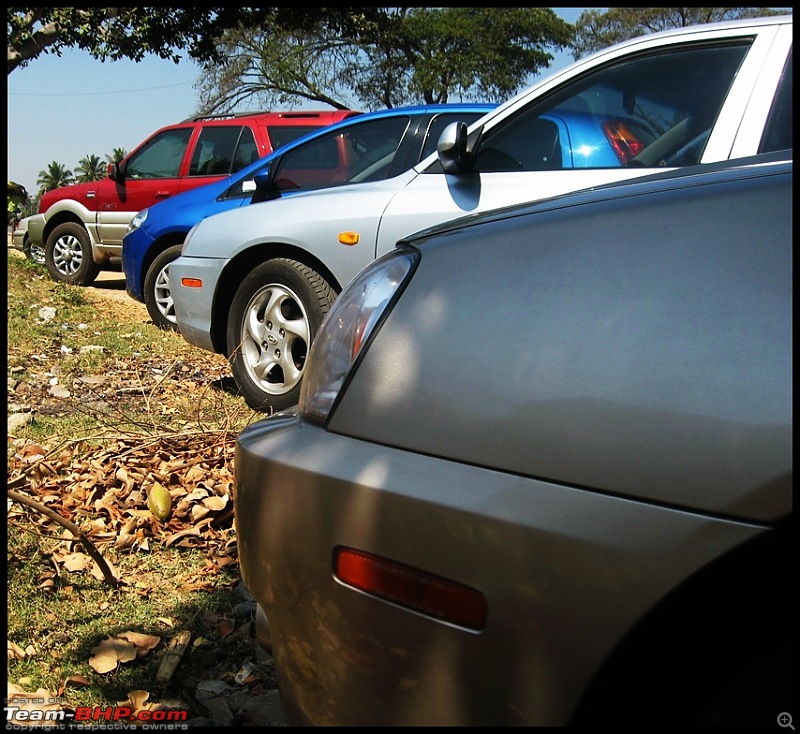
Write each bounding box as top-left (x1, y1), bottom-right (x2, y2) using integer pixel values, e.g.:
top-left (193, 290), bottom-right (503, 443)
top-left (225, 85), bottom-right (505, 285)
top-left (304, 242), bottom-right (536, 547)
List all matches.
top-left (138, 230), bottom-right (189, 296)
top-left (42, 209), bottom-right (95, 248)
top-left (569, 515), bottom-right (792, 725)
top-left (209, 241), bottom-right (343, 355)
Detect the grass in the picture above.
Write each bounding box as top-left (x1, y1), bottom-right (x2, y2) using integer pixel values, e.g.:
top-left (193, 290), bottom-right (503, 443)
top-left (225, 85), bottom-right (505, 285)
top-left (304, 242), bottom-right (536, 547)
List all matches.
top-left (6, 250), bottom-right (269, 716)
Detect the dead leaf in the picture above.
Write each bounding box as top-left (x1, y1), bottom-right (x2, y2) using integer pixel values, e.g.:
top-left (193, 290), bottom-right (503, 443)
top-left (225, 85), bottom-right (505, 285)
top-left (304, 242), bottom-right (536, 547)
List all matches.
top-left (58, 674), bottom-right (90, 696)
top-left (202, 495), bottom-right (228, 511)
top-left (61, 552), bottom-right (90, 572)
top-left (88, 637), bottom-right (137, 674)
top-left (119, 631), bottom-right (160, 657)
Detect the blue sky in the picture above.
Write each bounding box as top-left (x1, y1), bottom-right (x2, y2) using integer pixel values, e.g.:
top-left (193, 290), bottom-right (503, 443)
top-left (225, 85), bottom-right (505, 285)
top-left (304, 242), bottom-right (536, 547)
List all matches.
top-left (7, 8), bottom-right (587, 196)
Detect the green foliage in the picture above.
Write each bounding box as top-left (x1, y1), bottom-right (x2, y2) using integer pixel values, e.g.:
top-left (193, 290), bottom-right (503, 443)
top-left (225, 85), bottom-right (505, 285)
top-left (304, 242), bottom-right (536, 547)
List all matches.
top-left (75, 154), bottom-right (107, 183)
top-left (7, 7), bottom-right (387, 75)
top-left (105, 148), bottom-right (128, 165)
top-left (36, 161), bottom-right (74, 193)
top-left (572, 7), bottom-right (790, 59)
top-left (197, 7), bottom-right (575, 113)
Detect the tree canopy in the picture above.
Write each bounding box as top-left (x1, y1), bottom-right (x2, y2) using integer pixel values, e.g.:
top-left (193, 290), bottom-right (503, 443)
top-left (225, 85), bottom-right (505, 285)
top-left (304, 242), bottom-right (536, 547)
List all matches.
top-left (196, 7), bottom-right (575, 113)
top-left (37, 161), bottom-right (74, 193)
top-left (7, 7), bottom-right (385, 75)
top-left (572, 7), bottom-right (790, 59)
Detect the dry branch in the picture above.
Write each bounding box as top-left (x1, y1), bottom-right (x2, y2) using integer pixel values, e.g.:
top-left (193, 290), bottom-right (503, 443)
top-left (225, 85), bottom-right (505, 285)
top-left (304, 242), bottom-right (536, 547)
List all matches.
top-left (7, 487), bottom-right (119, 588)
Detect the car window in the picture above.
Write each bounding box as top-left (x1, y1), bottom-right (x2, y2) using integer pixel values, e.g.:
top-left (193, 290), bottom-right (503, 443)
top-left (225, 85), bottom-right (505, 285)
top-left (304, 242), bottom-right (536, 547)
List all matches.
top-left (759, 49), bottom-right (792, 154)
top-left (232, 128), bottom-right (260, 172)
top-left (268, 125), bottom-right (332, 151)
top-left (126, 128), bottom-right (193, 179)
top-left (189, 126), bottom-right (248, 177)
top-left (474, 41), bottom-right (752, 172)
top-left (272, 116), bottom-right (411, 191)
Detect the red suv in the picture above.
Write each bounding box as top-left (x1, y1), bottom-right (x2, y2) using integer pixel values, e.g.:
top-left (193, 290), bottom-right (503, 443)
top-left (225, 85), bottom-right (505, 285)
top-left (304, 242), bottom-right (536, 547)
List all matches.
top-left (27, 109), bottom-right (360, 285)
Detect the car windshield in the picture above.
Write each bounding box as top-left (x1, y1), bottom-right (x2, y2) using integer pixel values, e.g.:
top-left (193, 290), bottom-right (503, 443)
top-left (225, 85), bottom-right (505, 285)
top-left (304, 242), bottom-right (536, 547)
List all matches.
top-left (473, 42), bottom-right (751, 171)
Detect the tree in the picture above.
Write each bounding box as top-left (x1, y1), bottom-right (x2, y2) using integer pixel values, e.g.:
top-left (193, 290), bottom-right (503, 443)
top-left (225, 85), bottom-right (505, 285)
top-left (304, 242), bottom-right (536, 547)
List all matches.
top-left (105, 148), bottom-right (128, 165)
top-left (196, 7), bottom-right (575, 113)
top-left (75, 154), bottom-right (107, 183)
top-left (37, 162), bottom-right (74, 193)
top-left (572, 7), bottom-right (789, 59)
top-left (7, 8), bottom-right (387, 75)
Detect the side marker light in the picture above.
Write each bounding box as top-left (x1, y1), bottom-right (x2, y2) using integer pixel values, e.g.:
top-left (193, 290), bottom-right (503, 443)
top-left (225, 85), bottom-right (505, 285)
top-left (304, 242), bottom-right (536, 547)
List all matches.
top-left (334, 547), bottom-right (487, 631)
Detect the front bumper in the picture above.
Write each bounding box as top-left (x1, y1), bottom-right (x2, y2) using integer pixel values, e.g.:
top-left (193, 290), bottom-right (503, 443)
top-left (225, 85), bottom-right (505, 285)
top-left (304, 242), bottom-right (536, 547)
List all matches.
top-left (121, 226), bottom-right (156, 302)
top-left (234, 409), bottom-right (766, 726)
top-left (11, 218), bottom-right (28, 251)
top-left (26, 213), bottom-right (46, 248)
top-left (169, 255), bottom-right (227, 352)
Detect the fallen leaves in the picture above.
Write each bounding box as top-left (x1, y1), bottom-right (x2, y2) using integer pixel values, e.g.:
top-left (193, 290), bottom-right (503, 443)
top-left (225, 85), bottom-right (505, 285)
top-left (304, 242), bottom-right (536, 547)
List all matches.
top-left (88, 631), bottom-right (161, 674)
top-left (7, 431), bottom-right (239, 570)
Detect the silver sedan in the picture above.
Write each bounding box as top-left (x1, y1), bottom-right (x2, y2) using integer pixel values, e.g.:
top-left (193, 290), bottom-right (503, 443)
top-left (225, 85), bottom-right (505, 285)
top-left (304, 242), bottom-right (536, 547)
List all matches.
top-left (234, 154), bottom-right (792, 726)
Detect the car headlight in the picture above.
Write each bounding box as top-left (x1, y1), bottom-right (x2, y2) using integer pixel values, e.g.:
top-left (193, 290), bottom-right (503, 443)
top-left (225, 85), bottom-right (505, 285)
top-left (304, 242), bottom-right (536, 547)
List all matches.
top-left (299, 246), bottom-right (419, 424)
top-left (127, 208), bottom-right (149, 233)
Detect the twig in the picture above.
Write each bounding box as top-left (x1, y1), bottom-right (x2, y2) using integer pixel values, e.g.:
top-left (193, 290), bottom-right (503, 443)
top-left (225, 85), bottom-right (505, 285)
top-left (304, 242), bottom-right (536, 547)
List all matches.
top-left (155, 629), bottom-right (192, 686)
top-left (7, 488), bottom-right (119, 588)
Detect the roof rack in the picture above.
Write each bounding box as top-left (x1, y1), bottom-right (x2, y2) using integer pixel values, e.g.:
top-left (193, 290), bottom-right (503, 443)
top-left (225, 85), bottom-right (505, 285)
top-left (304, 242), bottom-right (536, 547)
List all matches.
top-left (183, 110), bottom-right (343, 122)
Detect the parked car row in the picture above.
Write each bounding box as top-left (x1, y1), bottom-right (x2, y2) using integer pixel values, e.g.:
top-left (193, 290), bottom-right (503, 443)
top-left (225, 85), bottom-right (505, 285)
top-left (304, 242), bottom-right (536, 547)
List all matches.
top-left (121, 104), bottom-right (496, 330)
top-left (21, 108), bottom-right (361, 285)
top-left (167, 13), bottom-right (792, 412)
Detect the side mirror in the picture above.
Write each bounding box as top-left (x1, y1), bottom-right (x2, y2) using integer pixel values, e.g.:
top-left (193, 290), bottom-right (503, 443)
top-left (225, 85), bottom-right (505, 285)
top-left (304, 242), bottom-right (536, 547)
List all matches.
top-left (108, 160), bottom-right (127, 181)
top-left (250, 165), bottom-right (276, 205)
top-left (437, 121), bottom-right (483, 174)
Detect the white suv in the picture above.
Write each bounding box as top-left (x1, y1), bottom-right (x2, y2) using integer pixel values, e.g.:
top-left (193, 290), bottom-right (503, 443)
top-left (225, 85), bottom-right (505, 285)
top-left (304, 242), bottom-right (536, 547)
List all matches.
top-left (171, 15), bottom-right (793, 412)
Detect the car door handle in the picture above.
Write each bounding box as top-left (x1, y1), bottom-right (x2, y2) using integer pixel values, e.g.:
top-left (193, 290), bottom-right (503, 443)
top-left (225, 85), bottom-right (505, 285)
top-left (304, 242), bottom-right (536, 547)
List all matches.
top-left (154, 192), bottom-right (172, 199)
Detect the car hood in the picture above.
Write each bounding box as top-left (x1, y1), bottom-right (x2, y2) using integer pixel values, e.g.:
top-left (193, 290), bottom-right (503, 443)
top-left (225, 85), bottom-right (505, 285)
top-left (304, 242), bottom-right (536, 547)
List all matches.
top-left (139, 176), bottom-right (240, 231)
top-left (39, 180), bottom-right (105, 209)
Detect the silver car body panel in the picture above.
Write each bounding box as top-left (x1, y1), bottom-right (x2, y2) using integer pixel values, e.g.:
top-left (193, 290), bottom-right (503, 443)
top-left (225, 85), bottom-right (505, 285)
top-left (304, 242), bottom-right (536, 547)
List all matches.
top-left (234, 158), bottom-right (791, 726)
top-left (11, 215), bottom-right (30, 252)
top-left (235, 411), bottom-right (771, 725)
top-left (330, 163), bottom-right (792, 521)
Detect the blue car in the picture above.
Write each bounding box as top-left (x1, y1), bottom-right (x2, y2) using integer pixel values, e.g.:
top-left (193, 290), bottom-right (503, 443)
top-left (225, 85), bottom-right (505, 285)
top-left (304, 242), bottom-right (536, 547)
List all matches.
top-left (122, 104), bottom-right (496, 330)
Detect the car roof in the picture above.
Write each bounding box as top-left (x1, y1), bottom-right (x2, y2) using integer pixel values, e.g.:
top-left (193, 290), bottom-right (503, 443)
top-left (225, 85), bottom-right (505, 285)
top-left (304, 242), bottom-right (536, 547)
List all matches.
top-left (219, 102), bottom-right (498, 184)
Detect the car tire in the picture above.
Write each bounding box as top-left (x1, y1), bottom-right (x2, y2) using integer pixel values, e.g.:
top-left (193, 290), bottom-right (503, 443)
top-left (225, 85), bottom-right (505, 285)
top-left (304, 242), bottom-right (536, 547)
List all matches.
top-left (144, 244), bottom-right (183, 331)
top-left (227, 258), bottom-right (336, 412)
top-left (45, 222), bottom-right (100, 285)
top-left (22, 236), bottom-right (46, 265)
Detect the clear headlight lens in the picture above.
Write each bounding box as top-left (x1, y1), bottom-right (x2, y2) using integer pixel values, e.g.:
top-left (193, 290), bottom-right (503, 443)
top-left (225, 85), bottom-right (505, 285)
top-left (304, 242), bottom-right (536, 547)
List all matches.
top-left (127, 208), bottom-right (149, 233)
top-left (300, 246), bottom-right (419, 424)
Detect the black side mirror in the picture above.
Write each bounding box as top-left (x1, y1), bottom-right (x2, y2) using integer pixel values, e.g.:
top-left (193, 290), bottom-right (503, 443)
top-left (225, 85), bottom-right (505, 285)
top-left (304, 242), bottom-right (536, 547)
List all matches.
top-left (108, 160), bottom-right (127, 181)
top-left (250, 165), bottom-right (277, 204)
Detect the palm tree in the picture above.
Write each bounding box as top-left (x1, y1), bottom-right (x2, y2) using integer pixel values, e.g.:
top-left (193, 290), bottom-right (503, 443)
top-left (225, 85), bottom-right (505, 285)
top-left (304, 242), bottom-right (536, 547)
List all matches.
top-left (105, 148), bottom-right (128, 165)
top-left (75, 154), bottom-right (107, 183)
top-left (37, 162), bottom-right (74, 194)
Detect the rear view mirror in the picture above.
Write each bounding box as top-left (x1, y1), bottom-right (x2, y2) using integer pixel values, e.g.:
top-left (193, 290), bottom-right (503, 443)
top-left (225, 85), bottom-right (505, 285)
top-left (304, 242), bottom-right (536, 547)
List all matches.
top-left (437, 122), bottom-right (484, 173)
top-left (250, 166), bottom-right (277, 204)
